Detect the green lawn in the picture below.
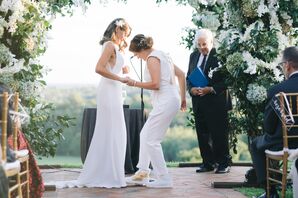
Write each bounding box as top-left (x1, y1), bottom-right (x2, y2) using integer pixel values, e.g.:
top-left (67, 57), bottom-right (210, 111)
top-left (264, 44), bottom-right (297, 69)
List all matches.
top-left (236, 187), bottom-right (293, 198)
top-left (37, 156), bottom-right (83, 168)
top-left (37, 156), bottom-right (179, 168)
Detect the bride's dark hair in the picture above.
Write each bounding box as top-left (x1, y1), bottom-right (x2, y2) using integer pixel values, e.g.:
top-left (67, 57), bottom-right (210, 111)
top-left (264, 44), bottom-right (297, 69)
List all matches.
top-left (129, 34), bottom-right (153, 52)
top-left (99, 18), bottom-right (131, 50)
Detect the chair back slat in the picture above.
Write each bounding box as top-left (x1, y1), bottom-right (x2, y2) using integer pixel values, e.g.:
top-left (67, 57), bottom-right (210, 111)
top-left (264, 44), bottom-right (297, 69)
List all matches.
top-left (12, 92), bottom-right (19, 151)
top-left (277, 92), bottom-right (298, 150)
top-left (1, 92), bottom-right (8, 163)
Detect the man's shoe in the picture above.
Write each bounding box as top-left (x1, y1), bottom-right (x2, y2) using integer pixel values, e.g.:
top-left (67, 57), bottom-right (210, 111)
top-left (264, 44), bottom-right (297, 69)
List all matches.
top-left (195, 164), bottom-right (214, 173)
top-left (256, 192), bottom-right (279, 198)
top-left (215, 164), bottom-right (230, 174)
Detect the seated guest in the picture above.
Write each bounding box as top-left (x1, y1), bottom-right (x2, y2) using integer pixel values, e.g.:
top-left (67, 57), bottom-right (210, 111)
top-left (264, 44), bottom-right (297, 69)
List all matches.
top-left (8, 130), bottom-right (44, 198)
top-left (0, 147), bottom-right (9, 198)
top-left (250, 46), bottom-right (298, 198)
top-left (0, 83), bottom-right (44, 198)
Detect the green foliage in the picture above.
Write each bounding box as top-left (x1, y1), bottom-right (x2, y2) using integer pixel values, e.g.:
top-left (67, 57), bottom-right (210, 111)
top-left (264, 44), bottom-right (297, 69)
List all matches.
top-left (44, 85), bottom-right (96, 156)
top-left (177, 0), bottom-right (298, 143)
top-left (186, 107), bottom-right (195, 129)
top-left (162, 126), bottom-right (199, 162)
top-left (26, 102), bottom-right (75, 157)
top-left (43, 85), bottom-right (253, 162)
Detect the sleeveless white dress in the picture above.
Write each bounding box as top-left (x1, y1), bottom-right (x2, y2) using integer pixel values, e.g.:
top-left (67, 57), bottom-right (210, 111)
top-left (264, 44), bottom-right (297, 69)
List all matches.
top-left (55, 42), bottom-right (127, 188)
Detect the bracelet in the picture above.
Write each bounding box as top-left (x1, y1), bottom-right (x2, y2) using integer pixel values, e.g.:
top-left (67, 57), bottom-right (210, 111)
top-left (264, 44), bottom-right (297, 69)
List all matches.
top-left (133, 81), bottom-right (137, 87)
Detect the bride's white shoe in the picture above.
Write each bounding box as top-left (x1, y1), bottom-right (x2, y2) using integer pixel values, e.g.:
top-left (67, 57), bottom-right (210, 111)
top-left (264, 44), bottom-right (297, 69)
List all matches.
top-left (126, 170), bottom-right (150, 185)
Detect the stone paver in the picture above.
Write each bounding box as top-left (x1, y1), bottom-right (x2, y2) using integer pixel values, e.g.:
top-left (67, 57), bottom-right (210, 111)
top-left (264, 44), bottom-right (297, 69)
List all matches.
top-left (42, 167), bottom-right (250, 198)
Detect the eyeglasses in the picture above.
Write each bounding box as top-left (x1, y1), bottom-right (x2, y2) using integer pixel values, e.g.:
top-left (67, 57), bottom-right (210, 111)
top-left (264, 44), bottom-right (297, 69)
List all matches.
top-left (277, 61), bottom-right (287, 70)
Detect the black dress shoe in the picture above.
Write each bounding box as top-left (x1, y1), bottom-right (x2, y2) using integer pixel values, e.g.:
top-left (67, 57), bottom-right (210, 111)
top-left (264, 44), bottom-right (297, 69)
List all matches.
top-left (215, 164), bottom-right (230, 174)
top-left (195, 164), bottom-right (214, 173)
top-left (257, 192), bottom-right (279, 198)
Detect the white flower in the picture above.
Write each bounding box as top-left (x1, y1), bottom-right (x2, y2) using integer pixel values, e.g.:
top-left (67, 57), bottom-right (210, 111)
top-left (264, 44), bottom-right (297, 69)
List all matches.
top-left (0, 17), bottom-right (7, 37)
top-left (115, 20), bottom-right (125, 27)
top-left (198, 0), bottom-right (208, 6)
top-left (208, 62), bottom-right (222, 78)
top-left (217, 29), bottom-right (240, 50)
top-left (216, 0), bottom-right (225, 5)
top-left (0, 0), bottom-right (23, 13)
top-left (188, 0), bottom-right (201, 8)
top-left (222, 7), bottom-right (229, 28)
top-left (246, 83), bottom-right (267, 104)
top-left (243, 51), bottom-right (257, 75)
top-left (193, 11), bottom-right (220, 32)
top-left (206, 0), bottom-right (217, 5)
top-left (257, 0), bottom-right (269, 17)
top-left (25, 37), bottom-right (35, 52)
top-left (276, 31), bottom-right (290, 52)
top-left (280, 12), bottom-right (293, 27)
top-left (242, 51), bottom-right (272, 75)
top-left (0, 43), bottom-right (15, 66)
top-left (268, 2), bottom-right (282, 31)
top-left (0, 59), bottom-right (24, 75)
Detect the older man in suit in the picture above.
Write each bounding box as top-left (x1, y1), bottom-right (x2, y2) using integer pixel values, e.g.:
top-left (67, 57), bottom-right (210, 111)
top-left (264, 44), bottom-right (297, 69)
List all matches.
top-left (186, 28), bottom-right (232, 174)
top-left (250, 46), bottom-right (298, 198)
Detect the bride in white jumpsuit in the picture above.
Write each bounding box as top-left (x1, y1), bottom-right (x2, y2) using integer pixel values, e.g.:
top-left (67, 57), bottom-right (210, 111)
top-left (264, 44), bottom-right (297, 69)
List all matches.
top-left (126, 34), bottom-right (186, 188)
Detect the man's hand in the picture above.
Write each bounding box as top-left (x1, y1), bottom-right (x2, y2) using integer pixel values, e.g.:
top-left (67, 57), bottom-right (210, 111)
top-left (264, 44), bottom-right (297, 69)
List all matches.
top-left (191, 87), bottom-right (200, 96)
top-left (197, 87), bottom-right (213, 96)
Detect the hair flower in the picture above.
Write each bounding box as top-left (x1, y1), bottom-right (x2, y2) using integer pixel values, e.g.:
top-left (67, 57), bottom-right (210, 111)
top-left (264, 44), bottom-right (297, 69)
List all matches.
top-left (115, 20), bottom-right (125, 27)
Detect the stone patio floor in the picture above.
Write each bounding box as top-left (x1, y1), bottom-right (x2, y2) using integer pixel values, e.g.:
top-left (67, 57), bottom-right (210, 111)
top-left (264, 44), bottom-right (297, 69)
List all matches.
top-left (42, 166), bottom-right (253, 198)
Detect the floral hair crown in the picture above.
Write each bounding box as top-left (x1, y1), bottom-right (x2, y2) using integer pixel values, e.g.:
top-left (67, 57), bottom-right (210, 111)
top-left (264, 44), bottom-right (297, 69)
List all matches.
top-left (115, 20), bottom-right (125, 28)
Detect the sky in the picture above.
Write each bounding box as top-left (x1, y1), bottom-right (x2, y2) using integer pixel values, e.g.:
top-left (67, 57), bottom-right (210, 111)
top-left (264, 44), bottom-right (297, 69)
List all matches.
top-left (40, 0), bottom-right (194, 85)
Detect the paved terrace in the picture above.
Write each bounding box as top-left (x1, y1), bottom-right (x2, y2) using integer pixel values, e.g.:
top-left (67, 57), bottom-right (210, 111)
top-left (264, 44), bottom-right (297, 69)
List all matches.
top-left (42, 166), bottom-right (252, 198)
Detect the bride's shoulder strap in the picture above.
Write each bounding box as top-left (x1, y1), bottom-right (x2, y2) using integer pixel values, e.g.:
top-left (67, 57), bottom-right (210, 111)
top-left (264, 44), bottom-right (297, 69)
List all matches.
top-left (101, 41), bottom-right (116, 54)
top-left (146, 50), bottom-right (161, 61)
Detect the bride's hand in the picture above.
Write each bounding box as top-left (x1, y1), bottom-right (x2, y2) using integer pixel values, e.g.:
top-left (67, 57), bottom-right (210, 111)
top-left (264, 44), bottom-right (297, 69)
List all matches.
top-left (126, 79), bottom-right (136, 86)
top-left (119, 77), bottom-right (129, 83)
top-left (180, 99), bottom-right (186, 112)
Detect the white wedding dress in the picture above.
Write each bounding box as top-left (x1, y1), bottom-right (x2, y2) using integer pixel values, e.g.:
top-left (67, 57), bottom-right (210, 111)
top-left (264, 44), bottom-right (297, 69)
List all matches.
top-left (55, 42), bottom-right (127, 188)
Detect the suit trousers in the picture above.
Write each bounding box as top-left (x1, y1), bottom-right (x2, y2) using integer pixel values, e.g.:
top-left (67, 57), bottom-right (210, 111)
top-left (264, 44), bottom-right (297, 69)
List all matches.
top-left (250, 138), bottom-right (266, 184)
top-left (192, 94), bottom-right (230, 166)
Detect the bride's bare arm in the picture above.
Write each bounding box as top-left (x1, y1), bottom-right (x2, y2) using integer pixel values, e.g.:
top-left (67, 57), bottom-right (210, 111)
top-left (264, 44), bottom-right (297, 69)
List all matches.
top-left (95, 41), bottom-right (127, 83)
top-left (174, 64), bottom-right (186, 111)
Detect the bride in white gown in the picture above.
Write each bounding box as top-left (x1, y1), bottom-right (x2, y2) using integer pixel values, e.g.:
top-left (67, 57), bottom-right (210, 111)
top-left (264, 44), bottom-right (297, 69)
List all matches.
top-left (56, 18), bottom-right (131, 188)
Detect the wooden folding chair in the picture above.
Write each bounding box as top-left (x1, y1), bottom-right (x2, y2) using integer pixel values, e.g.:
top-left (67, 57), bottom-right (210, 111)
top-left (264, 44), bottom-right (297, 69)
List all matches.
top-left (1, 92), bottom-right (22, 198)
top-left (10, 93), bottom-right (30, 198)
top-left (265, 92), bottom-right (298, 198)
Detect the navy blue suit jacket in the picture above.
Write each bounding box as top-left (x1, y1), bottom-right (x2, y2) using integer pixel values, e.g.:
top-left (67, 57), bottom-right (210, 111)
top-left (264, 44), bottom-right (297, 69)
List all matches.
top-left (256, 73), bottom-right (298, 151)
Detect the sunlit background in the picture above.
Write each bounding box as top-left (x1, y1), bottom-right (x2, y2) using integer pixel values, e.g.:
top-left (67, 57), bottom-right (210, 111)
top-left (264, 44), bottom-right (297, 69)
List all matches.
top-left (40, 0), bottom-right (193, 85)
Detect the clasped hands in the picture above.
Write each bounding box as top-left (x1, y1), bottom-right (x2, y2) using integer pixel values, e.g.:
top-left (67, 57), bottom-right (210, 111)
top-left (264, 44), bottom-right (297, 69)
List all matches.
top-left (191, 87), bottom-right (213, 96)
top-left (119, 76), bottom-right (137, 86)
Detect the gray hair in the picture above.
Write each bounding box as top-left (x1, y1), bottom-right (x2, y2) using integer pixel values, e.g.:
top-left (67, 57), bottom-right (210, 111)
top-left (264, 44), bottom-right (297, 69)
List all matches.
top-left (193, 28), bottom-right (214, 49)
